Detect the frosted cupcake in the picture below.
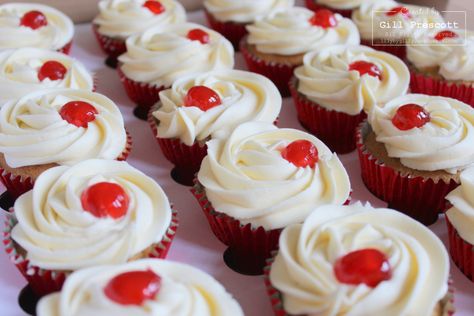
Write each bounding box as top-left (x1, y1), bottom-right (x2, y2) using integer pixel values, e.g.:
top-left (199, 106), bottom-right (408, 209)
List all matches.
top-left (291, 45), bottom-right (409, 153)
top-left (241, 6), bottom-right (360, 95)
top-left (0, 89), bottom-right (130, 198)
top-left (267, 203), bottom-right (453, 316)
top-left (192, 121), bottom-right (350, 274)
top-left (93, 0), bottom-right (186, 67)
top-left (36, 259), bottom-right (242, 316)
top-left (357, 94), bottom-right (474, 225)
top-left (0, 3), bottom-right (74, 54)
top-left (305, 0), bottom-right (372, 18)
top-left (118, 22), bottom-right (234, 119)
top-left (4, 159), bottom-right (177, 296)
top-left (0, 48), bottom-right (94, 105)
top-left (149, 69), bottom-right (282, 185)
top-left (204, 0), bottom-right (294, 49)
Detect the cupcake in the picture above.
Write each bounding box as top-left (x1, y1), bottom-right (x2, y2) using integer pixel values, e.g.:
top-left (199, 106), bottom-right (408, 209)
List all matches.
top-left (0, 3), bottom-right (74, 54)
top-left (204, 0), bottom-right (294, 50)
top-left (446, 166), bottom-right (474, 282)
top-left (118, 22), bottom-right (234, 119)
top-left (305, 0), bottom-right (371, 18)
top-left (291, 44), bottom-right (409, 153)
top-left (408, 30), bottom-right (474, 107)
top-left (4, 159), bottom-right (177, 296)
top-left (93, 0), bottom-right (186, 67)
top-left (192, 121), bottom-right (350, 274)
top-left (0, 89), bottom-right (131, 198)
top-left (149, 69), bottom-right (282, 185)
top-left (267, 202), bottom-right (454, 316)
top-left (241, 7), bottom-right (360, 96)
top-left (36, 258), bottom-right (243, 315)
top-left (357, 94), bottom-right (474, 225)
top-left (0, 48), bottom-right (94, 105)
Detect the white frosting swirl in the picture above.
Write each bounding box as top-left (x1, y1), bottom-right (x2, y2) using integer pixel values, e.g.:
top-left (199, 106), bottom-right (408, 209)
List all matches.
top-left (0, 48), bottom-right (94, 105)
top-left (270, 202), bottom-right (449, 316)
top-left (0, 3), bottom-right (73, 51)
top-left (369, 94), bottom-right (474, 173)
top-left (37, 259), bottom-right (244, 316)
top-left (119, 23), bottom-right (234, 87)
top-left (197, 122), bottom-right (350, 230)
top-left (246, 7), bottom-right (360, 56)
top-left (153, 69), bottom-right (282, 145)
top-left (316, 0), bottom-right (367, 10)
top-left (94, 0), bottom-right (186, 38)
top-left (11, 160), bottom-right (172, 270)
top-left (0, 89), bottom-right (127, 168)
top-left (439, 32), bottom-right (474, 81)
top-left (204, 0), bottom-right (294, 23)
top-left (295, 45), bottom-right (409, 115)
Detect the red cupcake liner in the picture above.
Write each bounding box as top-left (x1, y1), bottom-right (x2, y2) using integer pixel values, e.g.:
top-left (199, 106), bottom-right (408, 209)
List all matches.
top-left (361, 39), bottom-right (406, 60)
top-left (0, 132), bottom-right (132, 201)
top-left (57, 41), bottom-right (72, 55)
top-left (289, 77), bottom-right (367, 154)
top-left (304, 0), bottom-right (354, 18)
top-left (410, 71), bottom-right (474, 108)
top-left (240, 38), bottom-right (297, 97)
top-left (3, 208), bottom-right (178, 297)
top-left (92, 24), bottom-right (127, 59)
top-left (447, 216), bottom-right (474, 282)
top-left (204, 9), bottom-right (247, 51)
top-left (356, 121), bottom-right (459, 225)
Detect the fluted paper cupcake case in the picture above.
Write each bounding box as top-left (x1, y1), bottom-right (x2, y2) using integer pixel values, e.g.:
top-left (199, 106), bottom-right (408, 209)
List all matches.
top-left (410, 71), bottom-right (474, 108)
top-left (204, 9), bottom-right (247, 51)
top-left (3, 208), bottom-right (178, 297)
top-left (447, 216), bottom-right (474, 282)
top-left (0, 132), bottom-right (133, 201)
top-left (361, 39), bottom-right (406, 60)
top-left (356, 121), bottom-right (459, 225)
top-left (304, 0), bottom-right (353, 18)
top-left (92, 24), bottom-right (127, 60)
top-left (57, 41), bottom-right (72, 55)
top-left (289, 76), bottom-right (367, 154)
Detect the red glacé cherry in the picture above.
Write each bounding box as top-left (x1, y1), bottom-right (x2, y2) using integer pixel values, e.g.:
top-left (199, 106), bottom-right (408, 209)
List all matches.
top-left (184, 86), bottom-right (221, 111)
top-left (391, 103), bottom-right (430, 131)
top-left (309, 9), bottom-right (338, 29)
top-left (334, 248), bottom-right (392, 288)
top-left (434, 30), bottom-right (458, 41)
top-left (187, 28), bottom-right (210, 44)
top-left (386, 6), bottom-right (411, 19)
top-left (59, 101), bottom-right (98, 128)
top-left (349, 61), bottom-right (382, 80)
top-left (38, 61), bottom-right (67, 82)
top-left (281, 140), bottom-right (319, 168)
top-left (81, 182), bottom-right (130, 219)
top-left (20, 10), bottom-right (48, 30)
top-left (104, 270), bottom-right (162, 306)
top-left (142, 1), bottom-right (165, 15)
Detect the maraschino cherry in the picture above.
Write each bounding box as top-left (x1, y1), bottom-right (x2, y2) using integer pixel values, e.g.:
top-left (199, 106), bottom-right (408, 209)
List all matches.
top-left (334, 248), bottom-right (392, 288)
top-left (281, 140), bottom-right (319, 168)
top-left (38, 61), bottom-right (67, 82)
top-left (59, 101), bottom-right (98, 128)
top-left (104, 270), bottom-right (162, 305)
top-left (434, 30), bottom-right (458, 41)
top-left (20, 10), bottom-right (48, 30)
top-left (349, 61), bottom-right (382, 80)
top-left (386, 6), bottom-right (411, 19)
top-left (309, 9), bottom-right (338, 28)
top-left (187, 28), bottom-right (210, 44)
top-left (81, 182), bottom-right (130, 219)
top-left (184, 86), bottom-right (221, 111)
top-left (391, 103), bottom-right (430, 131)
top-left (143, 1), bottom-right (165, 15)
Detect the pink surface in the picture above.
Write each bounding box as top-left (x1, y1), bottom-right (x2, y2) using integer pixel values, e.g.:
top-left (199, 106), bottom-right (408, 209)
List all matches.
top-left (0, 11), bottom-right (473, 316)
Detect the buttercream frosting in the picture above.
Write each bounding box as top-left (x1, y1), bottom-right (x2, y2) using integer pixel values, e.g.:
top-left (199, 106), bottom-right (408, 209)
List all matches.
top-left (204, 0), bottom-right (294, 23)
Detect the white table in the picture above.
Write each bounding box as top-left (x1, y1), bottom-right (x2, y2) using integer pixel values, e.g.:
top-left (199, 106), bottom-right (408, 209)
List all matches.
top-left (1, 10), bottom-right (473, 316)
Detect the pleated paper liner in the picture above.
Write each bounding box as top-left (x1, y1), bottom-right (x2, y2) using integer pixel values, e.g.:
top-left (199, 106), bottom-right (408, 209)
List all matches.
top-left (447, 216), bottom-right (474, 282)
top-left (3, 208), bottom-right (178, 297)
top-left (356, 121), bottom-right (459, 225)
top-left (92, 24), bottom-right (126, 68)
top-left (361, 39), bottom-right (407, 60)
top-left (57, 41), bottom-right (72, 55)
top-left (204, 9), bottom-right (247, 51)
top-left (289, 77), bottom-right (367, 154)
top-left (0, 132), bottom-right (133, 201)
top-left (304, 0), bottom-right (354, 18)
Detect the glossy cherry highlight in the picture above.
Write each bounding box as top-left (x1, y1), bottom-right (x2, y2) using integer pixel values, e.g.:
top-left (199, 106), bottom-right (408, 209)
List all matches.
top-left (434, 30), bottom-right (458, 41)
top-left (392, 103), bottom-right (430, 131)
top-left (386, 6), bottom-right (411, 19)
top-left (309, 9), bottom-right (338, 28)
top-left (81, 182), bottom-right (130, 219)
top-left (143, 1), bottom-right (165, 15)
top-left (20, 10), bottom-right (48, 30)
top-left (334, 248), bottom-right (392, 288)
top-left (187, 28), bottom-right (210, 44)
top-left (281, 140), bottom-right (319, 168)
top-left (59, 101), bottom-right (98, 128)
top-left (38, 60), bottom-right (67, 82)
top-left (349, 60), bottom-right (382, 80)
top-left (184, 85), bottom-right (221, 111)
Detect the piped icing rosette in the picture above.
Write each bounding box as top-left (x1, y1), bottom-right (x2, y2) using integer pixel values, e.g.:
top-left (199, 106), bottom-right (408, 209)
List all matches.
top-left (152, 69), bottom-right (282, 145)
top-left (294, 45), bottom-right (409, 115)
top-left (246, 7), bottom-right (360, 56)
top-left (269, 202), bottom-right (450, 315)
top-left (0, 48), bottom-right (94, 104)
top-left (197, 122), bottom-right (350, 230)
top-left (0, 89), bottom-right (127, 168)
top-left (315, 0), bottom-right (368, 10)
top-left (368, 94), bottom-right (474, 173)
top-left (204, 0), bottom-right (294, 23)
top-left (37, 259), bottom-right (243, 316)
top-left (0, 3), bottom-right (73, 51)
top-left (439, 32), bottom-right (474, 81)
top-left (94, 0), bottom-right (186, 39)
top-left (118, 22), bottom-right (234, 87)
top-left (11, 160), bottom-right (173, 271)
